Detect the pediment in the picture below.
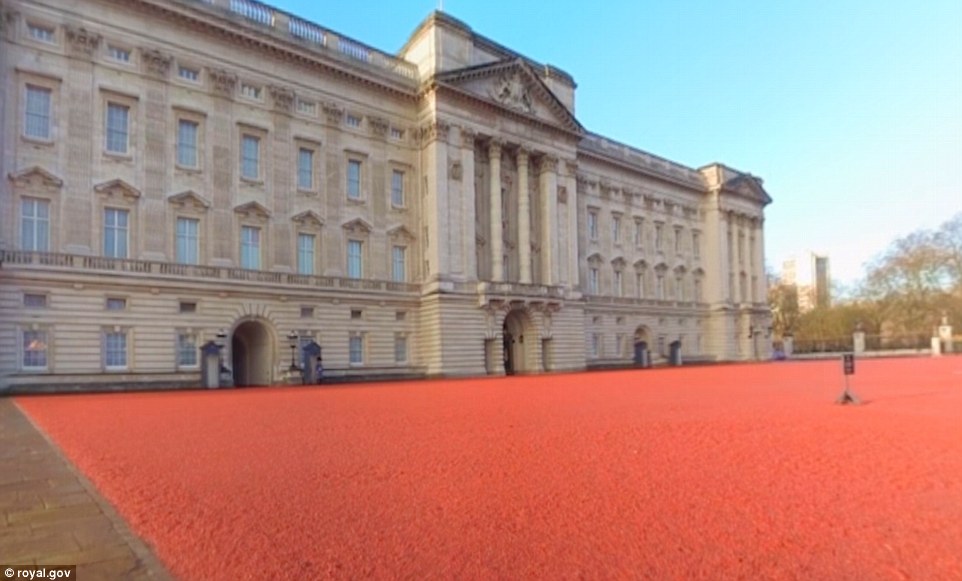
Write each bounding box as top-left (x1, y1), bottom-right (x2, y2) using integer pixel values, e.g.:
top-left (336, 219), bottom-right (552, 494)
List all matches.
top-left (611, 256), bottom-right (627, 268)
top-left (341, 217), bottom-right (373, 235)
top-left (94, 179), bottom-right (141, 201)
top-left (387, 225), bottom-right (416, 241)
top-left (7, 166), bottom-right (64, 189)
top-left (723, 174), bottom-right (772, 206)
top-left (586, 252), bottom-right (604, 264)
top-left (633, 259), bottom-right (649, 270)
top-left (436, 59), bottom-right (583, 134)
top-left (167, 190), bottom-right (210, 210)
top-left (234, 201), bottom-right (271, 220)
top-left (292, 210), bottom-right (325, 228)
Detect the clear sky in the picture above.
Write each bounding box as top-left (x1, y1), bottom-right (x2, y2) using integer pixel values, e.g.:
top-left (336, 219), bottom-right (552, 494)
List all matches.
top-left (270, 0), bottom-right (961, 288)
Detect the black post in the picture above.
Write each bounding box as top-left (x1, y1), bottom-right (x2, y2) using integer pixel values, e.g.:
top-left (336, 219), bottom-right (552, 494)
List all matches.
top-left (287, 331), bottom-right (298, 371)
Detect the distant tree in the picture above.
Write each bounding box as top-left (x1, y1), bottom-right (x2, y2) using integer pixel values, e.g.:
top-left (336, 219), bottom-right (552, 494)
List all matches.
top-left (935, 212), bottom-right (962, 290)
top-left (768, 282), bottom-right (800, 337)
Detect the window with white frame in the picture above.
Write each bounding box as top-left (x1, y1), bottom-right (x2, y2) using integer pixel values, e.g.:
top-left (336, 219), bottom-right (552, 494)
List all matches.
top-left (176, 332), bottom-right (198, 367)
top-left (297, 148), bottom-right (314, 190)
top-left (295, 98), bottom-right (316, 116)
top-left (103, 208), bottom-right (129, 258)
top-left (177, 120), bottom-right (199, 168)
top-left (612, 215), bottom-right (621, 244)
top-left (394, 334), bottom-right (408, 364)
top-left (21, 197), bottom-right (50, 251)
top-left (176, 217), bottom-right (199, 264)
top-left (105, 103), bottom-right (130, 154)
top-left (347, 239), bottom-right (363, 278)
top-left (241, 135), bottom-right (260, 180)
top-left (24, 86), bottom-right (52, 140)
top-left (297, 233), bottom-right (315, 275)
top-left (676, 274), bottom-right (685, 300)
top-left (345, 114), bottom-right (362, 128)
top-left (588, 211), bottom-right (598, 240)
top-left (177, 66), bottom-right (199, 82)
top-left (240, 225), bottom-right (261, 269)
top-left (27, 23), bottom-right (55, 43)
top-left (391, 170), bottom-right (405, 207)
top-left (347, 159), bottom-right (362, 199)
top-left (349, 333), bottom-right (364, 364)
top-left (391, 245), bottom-right (406, 282)
top-left (390, 127), bottom-right (404, 140)
top-left (240, 83), bottom-right (262, 100)
top-left (588, 267), bottom-right (599, 294)
top-left (103, 330), bottom-right (127, 369)
top-left (107, 45), bottom-right (131, 62)
top-left (21, 329), bottom-right (48, 369)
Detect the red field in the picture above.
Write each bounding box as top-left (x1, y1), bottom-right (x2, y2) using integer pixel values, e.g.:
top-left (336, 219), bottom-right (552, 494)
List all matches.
top-left (18, 357), bottom-right (962, 580)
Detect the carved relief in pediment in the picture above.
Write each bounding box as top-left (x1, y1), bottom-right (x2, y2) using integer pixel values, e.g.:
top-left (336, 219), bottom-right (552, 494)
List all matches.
top-left (341, 217), bottom-right (373, 236)
top-left (94, 179), bottom-right (141, 202)
top-left (489, 71), bottom-right (533, 114)
top-left (234, 201), bottom-right (271, 221)
top-left (8, 166), bottom-right (63, 190)
top-left (167, 190), bottom-right (210, 212)
top-left (292, 210), bottom-right (324, 229)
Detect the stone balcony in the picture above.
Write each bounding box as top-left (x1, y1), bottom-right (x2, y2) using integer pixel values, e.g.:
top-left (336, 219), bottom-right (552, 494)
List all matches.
top-left (0, 250), bottom-right (421, 296)
top-left (583, 294), bottom-right (709, 310)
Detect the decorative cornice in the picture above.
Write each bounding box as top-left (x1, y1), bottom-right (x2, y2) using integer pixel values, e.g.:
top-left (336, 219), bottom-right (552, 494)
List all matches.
top-left (94, 179), bottom-right (141, 201)
top-left (64, 25), bottom-right (101, 58)
top-left (2, 9), bottom-right (19, 37)
top-left (234, 200), bottom-right (271, 220)
top-left (268, 85), bottom-right (295, 113)
top-left (387, 225), bottom-right (416, 241)
top-left (418, 119), bottom-right (450, 144)
top-left (207, 68), bottom-right (237, 98)
top-left (7, 166), bottom-right (63, 189)
top-left (368, 116), bottom-right (389, 138)
top-left (292, 209), bottom-right (324, 228)
top-left (167, 190), bottom-right (210, 211)
top-left (141, 48), bottom-right (172, 78)
top-left (341, 217), bottom-right (373, 235)
top-left (322, 102), bottom-right (343, 125)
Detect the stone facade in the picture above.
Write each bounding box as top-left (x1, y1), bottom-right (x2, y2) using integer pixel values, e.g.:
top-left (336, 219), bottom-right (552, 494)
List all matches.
top-left (0, 0), bottom-right (772, 391)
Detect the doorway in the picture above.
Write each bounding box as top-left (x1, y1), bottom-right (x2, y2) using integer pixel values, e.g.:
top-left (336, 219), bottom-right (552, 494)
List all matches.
top-left (502, 310), bottom-right (530, 375)
top-left (231, 319), bottom-right (274, 386)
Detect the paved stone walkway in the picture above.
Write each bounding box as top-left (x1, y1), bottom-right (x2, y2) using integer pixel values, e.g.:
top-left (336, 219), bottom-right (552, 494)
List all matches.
top-left (0, 398), bottom-right (170, 579)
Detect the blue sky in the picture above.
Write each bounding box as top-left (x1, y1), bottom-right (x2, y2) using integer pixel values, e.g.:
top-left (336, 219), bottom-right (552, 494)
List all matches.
top-left (271, 0), bottom-right (961, 288)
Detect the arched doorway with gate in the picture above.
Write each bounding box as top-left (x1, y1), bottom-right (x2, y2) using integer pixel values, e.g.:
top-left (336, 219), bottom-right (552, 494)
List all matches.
top-left (231, 318), bottom-right (276, 387)
top-left (502, 309), bottom-right (535, 375)
top-left (633, 325), bottom-right (652, 367)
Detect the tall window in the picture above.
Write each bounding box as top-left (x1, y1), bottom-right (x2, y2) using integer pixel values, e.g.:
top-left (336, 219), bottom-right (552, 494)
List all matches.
top-left (241, 135), bottom-right (260, 180)
top-left (175, 217), bottom-right (199, 264)
top-left (349, 333), bottom-right (364, 364)
top-left (391, 245), bottom-right (406, 282)
top-left (634, 220), bottom-right (643, 247)
top-left (105, 103), bottom-right (129, 154)
top-left (636, 271), bottom-right (645, 298)
top-left (240, 226), bottom-right (260, 269)
top-left (25, 86), bottom-right (51, 139)
top-left (674, 228), bottom-right (682, 254)
top-left (676, 275), bottom-right (685, 300)
top-left (104, 330), bottom-right (127, 369)
top-left (347, 240), bottom-right (363, 278)
top-left (177, 120), bottom-right (198, 167)
top-left (614, 270), bottom-right (623, 297)
top-left (27, 24), bottom-right (55, 43)
top-left (297, 233), bottom-right (315, 275)
top-left (738, 233), bottom-right (745, 265)
top-left (391, 170), bottom-right (405, 207)
top-left (347, 160), bottom-right (361, 199)
top-left (656, 273), bottom-right (666, 300)
top-left (694, 278), bottom-right (703, 302)
top-left (692, 232), bottom-right (701, 259)
top-left (21, 329), bottom-right (48, 369)
top-left (655, 223), bottom-right (664, 251)
top-left (591, 333), bottom-right (601, 358)
top-left (21, 198), bottom-right (50, 251)
top-left (103, 208), bottom-right (129, 258)
top-left (588, 212), bottom-right (598, 240)
top-left (394, 334), bottom-right (407, 364)
top-left (297, 148), bottom-right (314, 190)
top-left (177, 332), bottom-right (197, 367)
top-left (588, 267), bottom-right (599, 294)
top-left (612, 216), bottom-right (621, 243)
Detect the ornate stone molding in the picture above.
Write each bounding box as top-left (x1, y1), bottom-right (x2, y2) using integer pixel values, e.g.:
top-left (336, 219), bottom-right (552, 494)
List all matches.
top-left (368, 116), bottom-right (389, 138)
top-left (341, 217), bottom-right (373, 236)
top-left (489, 70), bottom-right (533, 114)
top-left (207, 68), bottom-right (237, 98)
top-left (557, 185), bottom-right (568, 204)
top-left (268, 85), bottom-right (295, 114)
top-left (538, 155), bottom-right (558, 175)
top-left (292, 209), bottom-right (324, 228)
top-left (575, 174), bottom-right (588, 193)
top-left (64, 25), bottom-right (101, 58)
top-left (488, 138), bottom-right (503, 158)
top-left (234, 201), bottom-right (272, 222)
top-left (2, 9), bottom-right (19, 38)
top-left (460, 127), bottom-right (477, 148)
top-left (8, 166), bottom-right (63, 190)
top-left (322, 102), bottom-right (343, 125)
top-left (449, 161), bottom-right (463, 182)
top-left (167, 190), bottom-right (210, 212)
top-left (418, 119), bottom-right (450, 144)
top-left (387, 225), bottom-right (416, 242)
top-left (564, 160), bottom-right (578, 178)
top-left (94, 179), bottom-right (141, 202)
top-left (141, 48), bottom-right (172, 78)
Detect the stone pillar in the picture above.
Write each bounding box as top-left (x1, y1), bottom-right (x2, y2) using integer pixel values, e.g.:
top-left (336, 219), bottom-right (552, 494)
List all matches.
top-left (460, 128), bottom-right (477, 281)
top-left (565, 161), bottom-right (579, 289)
top-left (517, 147), bottom-right (531, 284)
top-left (421, 120), bottom-right (450, 281)
top-left (489, 139), bottom-right (503, 282)
top-left (269, 85), bottom-right (295, 269)
top-left (141, 49), bottom-right (173, 261)
top-left (539, 155), bottom-right (559, 286)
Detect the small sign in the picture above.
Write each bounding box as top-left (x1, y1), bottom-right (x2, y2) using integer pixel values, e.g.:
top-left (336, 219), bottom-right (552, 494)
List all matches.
top-left (843, 353), bottom-right (855, 375)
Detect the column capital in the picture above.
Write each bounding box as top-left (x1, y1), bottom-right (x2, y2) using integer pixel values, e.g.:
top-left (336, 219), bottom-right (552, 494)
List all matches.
top-left (460, 126), bottom-right (477, 148)
top-left (488, 138), bottom-right (504, 157)
top-left (419, 119), bottom-right (451, 144)
top-left (64, 24), bottom-right (101, 58)
top-left (517, 146), bottom-right (530, 163)
top-left (538, 155), bottom-right (559, 175)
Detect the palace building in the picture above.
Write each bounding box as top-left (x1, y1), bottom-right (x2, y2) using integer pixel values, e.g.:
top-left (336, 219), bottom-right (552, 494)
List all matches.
top-left (0, 0), bottom-right (773, 391)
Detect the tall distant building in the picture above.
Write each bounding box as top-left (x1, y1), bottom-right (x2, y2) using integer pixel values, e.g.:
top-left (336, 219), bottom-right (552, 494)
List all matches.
top-left (0, 0), bottom-right (773, 391)
top-left (782, 252), bottom-right (830, 312)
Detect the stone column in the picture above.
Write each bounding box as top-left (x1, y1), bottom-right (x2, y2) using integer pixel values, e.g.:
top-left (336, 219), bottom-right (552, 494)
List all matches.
top-left (269, 85), bottom-right (294, 270)
top-left (539, 155), bottom-right (559, 286)
top-left (141, 49), bottom-right (173, 261)
top-left (460, 128), bottom-right (477, 281)
top-left (517, 147), bottom-right (532, 284)
top-left (565, 161), bottom-right (579, 289)
top-left (754, 220), bottom-right (766, 304)
top-left (489, 139), bottom-right (503, 282)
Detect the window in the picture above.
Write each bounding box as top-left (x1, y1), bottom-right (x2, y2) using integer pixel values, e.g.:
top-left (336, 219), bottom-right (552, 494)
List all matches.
top-left (24, 86), bottom-right (52, 139)
top-left (297, 233), bottom-right (315, 275)
top-left (612, 216), bottom-right (621, 243)
top-left (390, 127), bottom-right (404, 140)
top-left (297, 148), bottom-right (314, 190)
top-left (105, 103), bottom-right (129, 154)
top-left (396, 311), bottom-right (407, 321)
top-left (391, 170), bottom-right (405, 207)
top-left (347, 160), bottom-right (361, 199)
top-left (674, 228), bottom-right (683, 254)
top-left (346, 114), bottom-right (362, 127)
top-left (347, 240), bottom-right (363, 278)
top-left (240, 83), bottom-right (261, 100)
top-left (107, 45), bottom-right (131, 62)
top-left (634, 220), bottom-right (643, 247)
top-left (178, 66), bottom-right (199, 81)
top-left (616, 335), bottom-right (625, 358)
top-left (106, 297), bottom-right (127, 311)
top-left (655, 223), bottom-right (664, 251)
top-left (636, 272), bottom-right (645, 298)
top-left (676, 275), bottom-right (685, 300)
top-left (28, 24), bottom-right (54, 43)
top-left (694, 278), bottom-right (703, 302)
top-left (240, 226), bottom-right (261, 269)
top-left (103, 208), bottom-right (129, 258)
top-left (391, 246), bottom-right (406, 283)
top-left (176, 217), bottom-right (199, 264)
top-left (591, 333), bottom-right (601, 358)
top-left (351, 309), bottom-right (363, 320)
top-left (614, 270), bottom-right (623, 297)
top-left (692, 232), bottom-right (701, 259)
top-left (177, 333), bottom-right (197, 367)
top-left (296, 99), bottom-right (316, 116)
top-left (656, 273), bottom-right (666, 300)
top-left (502, 254), bottom-right (509, 282)
top-left (394, 334), bottom-right (408, 364)
top-left (588, 212), bottom-right (598, 240)
top-left (588, 267), bottom-right (599, 294)
top-left (241, 135), bottom-right (260, 180)
top-left (24, 294), bottom-right (47, 308)
top-left (179, 301), bottom-right (197, 313)
top-left (177, 120), bottom-right (199, 168)
top-left (104, 330), bottom-right (127, 369)
top-left (21, 198), bottom-right (50, 251)
top-left (349, 333), bottom-right (364, 364)
top-left (300, 306), bottom-right (314, 318)
top-left (22, 330), bottom-right (48, 369)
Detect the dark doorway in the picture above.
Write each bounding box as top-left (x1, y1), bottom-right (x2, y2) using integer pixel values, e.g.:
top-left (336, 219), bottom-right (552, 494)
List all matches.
top-left (231, 320), bottom-right (274, 387)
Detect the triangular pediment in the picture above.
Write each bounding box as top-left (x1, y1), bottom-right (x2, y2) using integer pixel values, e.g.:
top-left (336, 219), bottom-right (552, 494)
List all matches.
top-left (436, 59), bottom-right (583, 134)
top-left (94, 179), bottom-right (141, 200)
top-left (167, 190), bottom-right (211, 210)
top-left (7, 166), bottom-right (64, 189)
top-left (387, 225), bottom-right (416, 241)
top-left (234, 201), bottom-right (271, 220)
top-left (724, 174), bottom-right (772, 206)
top-left (341, 217), bottom-right (373, 234)
top-left (292, 210), bottom-right (325, 228)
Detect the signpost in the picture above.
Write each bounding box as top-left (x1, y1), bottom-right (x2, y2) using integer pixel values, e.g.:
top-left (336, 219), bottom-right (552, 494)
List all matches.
top-left (836, 353), bottom-right (861, 405)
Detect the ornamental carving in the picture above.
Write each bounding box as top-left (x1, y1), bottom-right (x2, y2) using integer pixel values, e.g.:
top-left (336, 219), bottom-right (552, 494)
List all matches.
top-left (557, 185), bottom-right (567, 204)
top-left (2, 9), bottom-right (19, 37)
top-left (490, 71), bottom-right (533, 114)
top-left (564, 160), bottom-right (578, 178)
top-left (460, 127), bottom-right (477, 148)
top-left (449, 160), bottom-right (463, 181)
top-left (368, 116), bottom-right (389, 138)
top-left (418, 119), bottom-right (450, 144)
top-left (64, 25), bottom-right (101, 58)
top-left (322, 102), bottom-right (343, 124)
top-left (8, 166), bottom-right (63, 190)
top-left (538, 155), bottom-right (558, 174)
top-left (268, 85), bottom-right (295, 113)
top-left (141, 48), bottom-right (172, 78)
top-left (207, 68), bottom-right (237, 97)
top-left (575, 174), bottom-right (588, 193)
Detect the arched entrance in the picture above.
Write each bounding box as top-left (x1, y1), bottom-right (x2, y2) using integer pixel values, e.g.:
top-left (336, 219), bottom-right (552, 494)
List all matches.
top-left (633, 325), bottom-right (652, 367)
top-left (502, 310), bottom-right (532, 375)
top-left (231, 319), bottom-right (275, 387)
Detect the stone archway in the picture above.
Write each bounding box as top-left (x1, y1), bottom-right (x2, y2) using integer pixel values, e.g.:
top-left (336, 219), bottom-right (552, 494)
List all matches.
top-left (231, 319), bottom-right (275, 387)
top-left (502, 309), bottom-right (534, 375)
top-left (633, 325), bottom-right (652, 366)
